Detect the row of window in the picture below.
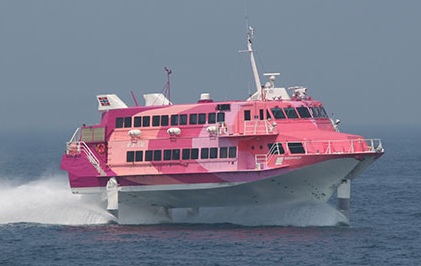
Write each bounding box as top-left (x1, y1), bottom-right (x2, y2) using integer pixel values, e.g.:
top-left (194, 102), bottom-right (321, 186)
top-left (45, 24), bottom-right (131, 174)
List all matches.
top-left (267, 106), bottom-right (327, 120)
top-left (116, 113), bottom-right (226, 128)
top-left (268, 142), bottom-right (306, 154)
top-left (126, 146), bottom-right (237, 162)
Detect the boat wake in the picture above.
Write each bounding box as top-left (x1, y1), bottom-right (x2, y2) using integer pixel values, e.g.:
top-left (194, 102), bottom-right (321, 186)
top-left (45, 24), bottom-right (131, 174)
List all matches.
top-left (0, 175), bottom-right (114, 225)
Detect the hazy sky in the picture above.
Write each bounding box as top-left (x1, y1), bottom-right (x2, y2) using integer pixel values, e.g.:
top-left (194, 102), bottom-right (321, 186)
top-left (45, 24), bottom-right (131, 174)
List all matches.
top-left (1, 0), bottom-right (420, 135)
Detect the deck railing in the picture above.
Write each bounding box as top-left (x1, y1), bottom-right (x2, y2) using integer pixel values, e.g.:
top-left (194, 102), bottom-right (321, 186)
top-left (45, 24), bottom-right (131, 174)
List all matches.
top-left (244, 120), bottom-right (275, 135)
top-left (255, 138), bottom-right (383, 169)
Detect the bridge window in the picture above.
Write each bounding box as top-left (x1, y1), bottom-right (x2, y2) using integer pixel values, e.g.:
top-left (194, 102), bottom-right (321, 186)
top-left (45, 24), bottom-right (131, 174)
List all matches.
top-left (180, 114), bottom-right (188, 125)
top-left (229, 147), bottom-right (237, 158)
top-left (217, 104), bottom-right (230, 111)
top-left (172, 149), bottom-right (180, 160)
top-left (145, 150), bottom-right (153, 161)
top-left (152, 116), bottom-right (160, 126)
top-left (296, 107), bottom-right (312, 118)
top-left (189, 114), bottom-right (197, 125)
top-left (208, 113), bottom-right (216, 124)
top-left (135, 151), bottom-right (143, 162)
top-left (163, 149), bottom-right (171, 161)
top-left (191, 148), bottom-right (199, 159)
top-left (210, 147), bottom-right (218, 159)
top-left (116, 117), bottom-right (124, 128)
top-left (219, 147), bottom-right (228, 158)
top-left (270, 108), bottom-right (286, 119)
top-left (244, 110), bottom-right (251, 121)
top-left (134, 116), bottom-right (142, 127)
top-left (320, 106), bottom-right (328, 118)
top-left (198, 113), bottom-right (206, 124)
top-left (284, 107), bottom-right (299, 119)
top-left (161, 115), bottom-right (169, 126)
top-left (124, 117), bottom-right (132, 128)
top-left (142, 116), bottom-right (150, 127)
top-left (171, 115), bottom-right (178, 126)
top-left (201, 148), bottom-right (209, 159)
top-left (259, 109), bottom-right (264, 120)
top-left (217, 113), bottom-right (225, 122)
top-left (126, 151), bottom-right (134, 162)
top-left (182, 149), bottom-right (190, 160)
top-left (267, 143), bottom-right (285, 154)
top-left (288, 142), bottom-right (305, 154)
top-left (153, 150), bottom-right (162, 161)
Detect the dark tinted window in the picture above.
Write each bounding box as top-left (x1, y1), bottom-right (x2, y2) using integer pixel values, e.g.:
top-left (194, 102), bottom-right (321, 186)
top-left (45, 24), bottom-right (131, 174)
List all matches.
top-left (229, 147), bottom-right (237, 158)
top-left (171, 115), bottom-right (178, 126)
top-left (266, 110), bottom-right (272, 120)
top-left (217, 113), bottom-right (225, 122)
top-left (270, 108), bottom-right (286, 119)
top-left (182, 149), bottom-right (190, 160)
top-left (161, 115), bottom-right (169, 126)
top-left (244, 110), bottom-right (251, 121)
top-left (189, 114), bottom-right (197, 125)
top-left (288, 142), bottom-right (305, 154)
top-left (217, 104), bottom-right (230, 111)
top-left (145, 150), bottom-right (153, 161)
top-left (172, 149), bottom-right (180, 160)
top-left (284, 108), bottom-right (299, 119)
top-left (152, 116), bottom-right (160, 126)
top-left (267, 143), bottom-right (285, 154)
top-left (124, 117), bottom-right (132, 128)
top-left (259, 109), bottom-right (264, 120)
top-left (163, 149), bottom-right (171, 161)
top-left (179, 114), bottom-right (188, 125)
top-left (320, 107), bottom-right (328, 118)
top-left (311, 107), bottom-right (321, 118)
top-left (116, 117), bottom-right (124, 128)
top-left (208, 113), bottom-right (216, 124)
top-left (191, 148), bottom-right (199, 159)
top-left (134, 116), bottom-right (142, 127)
top-left (153, 150), bottom-right (162, 161)
top-left (210, 148), bottom-right (218, 159)
top-left (220, 147), bottom-right (228, 158)
top-left (201, 148), bottom-right (209, 159)
top-left (142, 116), bottom-right (150, 127)
top-left (296, 107), bottom-right (312, 118)
top-left (198, 113), bottom-right (206, 124)
top-left (135, 151), bottom-right (143, 161)
top-left (126, 151), bottom-right (134, 162)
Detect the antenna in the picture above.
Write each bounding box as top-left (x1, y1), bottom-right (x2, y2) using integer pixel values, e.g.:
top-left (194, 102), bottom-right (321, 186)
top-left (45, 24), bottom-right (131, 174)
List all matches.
top-left (160, 67), bottom-right (172, 105)
top-left (130, 91), bottom-right (139, 106)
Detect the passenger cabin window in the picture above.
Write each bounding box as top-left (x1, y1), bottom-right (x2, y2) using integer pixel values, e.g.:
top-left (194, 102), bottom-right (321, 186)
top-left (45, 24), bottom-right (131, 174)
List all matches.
top-left (180, 114), bottom-right (188, 125)
top-left (198, 113), bottom-right (206, 124)
top-left (143, 116), bottom-right (150, 127)
top-left (145, 150), bottom-right (153, 161)
top-left (244, 110), bottom-right (251, 121)
top-left (229, 147), bottom-right (237, 158)
top-left (270, 108), bottom-right (286, 119)
top-left (219, 147), bottom-right (228, 158)
top-left (217, 113), bottom-right (225, 122)
top-left (217, 104), bottom-right (230, 111)
top-left (126, 151), bottom-right (134, 162)
top-left (161, 115), bottom-right (169, 126)
top-left (288, 143), bottom-right (305, 154)
top-left (124, 117), bottom-right (132, 128)
top-left (182, 149), bottom-right (190, 160)
top-left (135, 151), bottom-right (143, 162)
top-left (259, 109), bottom-right (264, 120)
top-left (171, 115), bottom-right (178, 126)
top-left (163, 150), bottom-right (171, 161)
top-left (152, 116), bottom-right (160, 127)
top-left (208, 113), bottom-right (216, 124)
top-left (296, 107), bottom-right (312, 118)
top-left (201, 148), bottom-right (209, 159)
top-left (191, 148), bottom-right (199, 159)
top-left (153, 150), bottom-right (162, 161)
top-left (172, 149), bottom-right (180, 160)
top-left (210, 147), bottom-right (218, 159)
top-left (189, 114), bottom-right (197, 125)
top-left (134, 116), bottom-right (142, 127)
top-left (116, 117), bottom-right (124, 128)
top-left (284, 107), bottom-right (299, 119)
top-left (267, 143), bottom-right (285, 154)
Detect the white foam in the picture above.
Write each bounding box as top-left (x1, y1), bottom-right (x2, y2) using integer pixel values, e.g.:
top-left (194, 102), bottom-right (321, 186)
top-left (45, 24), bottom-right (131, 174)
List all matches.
top-left (0, 175), bottom-right (114, 225)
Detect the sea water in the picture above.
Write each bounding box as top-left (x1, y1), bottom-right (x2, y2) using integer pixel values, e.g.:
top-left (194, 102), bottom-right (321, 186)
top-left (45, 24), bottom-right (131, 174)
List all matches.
top-left (0, 126), bottom-right (420, 265)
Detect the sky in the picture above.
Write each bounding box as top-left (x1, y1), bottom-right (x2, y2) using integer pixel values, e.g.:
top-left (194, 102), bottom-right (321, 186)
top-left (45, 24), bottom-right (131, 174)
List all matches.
top-left (1, 0), bottom-right (420, 136)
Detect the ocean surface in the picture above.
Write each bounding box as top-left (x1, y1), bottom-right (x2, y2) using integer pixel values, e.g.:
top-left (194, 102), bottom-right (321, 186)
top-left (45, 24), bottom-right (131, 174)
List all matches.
top-left (0, 125), bottom-right (420, 266)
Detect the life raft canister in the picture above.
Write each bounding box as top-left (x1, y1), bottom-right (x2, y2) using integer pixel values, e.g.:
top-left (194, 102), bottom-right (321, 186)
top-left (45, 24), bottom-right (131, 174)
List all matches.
top-left (96, 143), bottom-right (107, 154)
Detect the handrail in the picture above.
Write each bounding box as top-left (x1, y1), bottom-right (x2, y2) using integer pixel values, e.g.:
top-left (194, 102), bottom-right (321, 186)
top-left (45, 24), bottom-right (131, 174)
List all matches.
top-left (244, 120), bottom-right (275, 135)
top-left (65, 140), bottom-right (106, 176)
top-left (255, 138), bottom-right (383, 169)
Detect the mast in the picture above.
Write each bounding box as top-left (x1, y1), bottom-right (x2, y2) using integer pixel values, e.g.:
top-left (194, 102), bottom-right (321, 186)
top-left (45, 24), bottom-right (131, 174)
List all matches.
top-left (246, 26), bottom-right (262, 95)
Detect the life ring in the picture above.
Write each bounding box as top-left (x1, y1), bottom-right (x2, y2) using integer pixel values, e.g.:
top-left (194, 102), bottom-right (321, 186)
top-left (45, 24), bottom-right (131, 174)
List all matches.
top-left (96, 143), bottom-right (106, 154)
